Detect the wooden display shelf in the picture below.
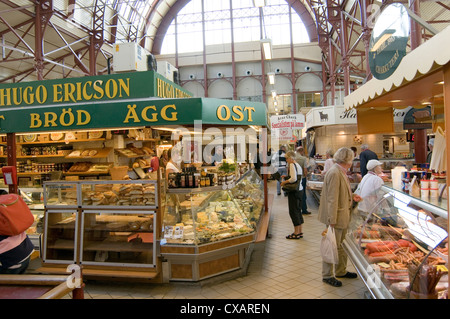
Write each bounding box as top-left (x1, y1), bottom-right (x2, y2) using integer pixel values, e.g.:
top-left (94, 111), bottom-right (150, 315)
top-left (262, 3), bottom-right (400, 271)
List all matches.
top-left (46, 239), bottom-right (75, 250)
top-left (63, 171), bottom-right (110, 175)
top-left (83, 240), bottom-right (153, 252)
top-left (65, 147), bottom-right (112, 159)
top-left (115, 149), bottom-right (152, 158)
top-left (17, 138), bottom-right (106, 145)
top-left (0, 172), bottom-right (54, 176)
top-left (37, 266), bottom-right (159, 280)
top-left (17, 155), bottom-right (67, 159)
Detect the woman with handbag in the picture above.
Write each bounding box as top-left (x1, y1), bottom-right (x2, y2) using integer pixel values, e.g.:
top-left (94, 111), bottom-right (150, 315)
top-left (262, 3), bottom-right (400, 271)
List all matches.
top-left (280, 151), bottom-right (304, 239)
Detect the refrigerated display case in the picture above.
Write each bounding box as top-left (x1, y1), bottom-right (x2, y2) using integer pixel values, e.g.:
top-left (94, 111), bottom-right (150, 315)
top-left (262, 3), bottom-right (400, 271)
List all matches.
top-left (343, 185), bottom-right (448, 299)
top-left (160, 169), bottom-right (264, 281)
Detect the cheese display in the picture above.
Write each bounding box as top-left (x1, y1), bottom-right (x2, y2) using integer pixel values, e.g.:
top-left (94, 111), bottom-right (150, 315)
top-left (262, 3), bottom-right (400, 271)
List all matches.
top-left (345, 185), bottom-right (448, 299)
top-left (163, 170), bottom-right (264, 245)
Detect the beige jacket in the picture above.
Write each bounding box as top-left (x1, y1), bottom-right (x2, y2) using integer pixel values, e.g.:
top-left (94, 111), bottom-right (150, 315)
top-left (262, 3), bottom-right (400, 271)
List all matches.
top-left (317, 163), bottom-right (353, 229)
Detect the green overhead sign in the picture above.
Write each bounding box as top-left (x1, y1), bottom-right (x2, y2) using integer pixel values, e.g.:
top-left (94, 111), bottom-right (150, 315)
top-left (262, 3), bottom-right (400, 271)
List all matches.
top-left (368, 3), bottom-right (410, 80)
top-left (0, 70), bottom-right (191, 108)
top-left (0, 70), bottom-right (267, 133)
top-left (0, 97), bottom-right (267, 133)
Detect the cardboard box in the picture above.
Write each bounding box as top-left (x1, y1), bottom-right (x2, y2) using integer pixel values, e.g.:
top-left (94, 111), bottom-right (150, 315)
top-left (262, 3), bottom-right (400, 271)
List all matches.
top-left (38, 134), bottom-right (49, 142)
top-left (75, 132), bottom-right (88, 140)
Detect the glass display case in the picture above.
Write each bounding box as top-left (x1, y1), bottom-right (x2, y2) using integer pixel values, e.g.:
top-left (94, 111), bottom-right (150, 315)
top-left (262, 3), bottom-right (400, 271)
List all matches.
top-left (162, 170), bottom-right (264, 246)
top-left (43, 180), bottom-right (157, 209)
top-left (229, 170), bottom-right (264, 229)
top-left (343, 185), bottom-right (448, 299)
top-left (160, 169), bottom-right (265, 281)
top-left (163, 188), bottom-right (254, 245)
top-left (81, 210), bottom-right (155, 267)
top-left (43, 210), bottom-right (78, 264)
top-left (42, 180), bottom-right (158, 271)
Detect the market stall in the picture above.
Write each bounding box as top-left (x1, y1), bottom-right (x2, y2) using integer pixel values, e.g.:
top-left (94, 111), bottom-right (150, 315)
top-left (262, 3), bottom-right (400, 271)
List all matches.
top-left (0, 70), bottom-right (269, 282)
top-left (304, 105), bottom-right (414, 203)
top-left (343, 24), bottom-right (450, 298)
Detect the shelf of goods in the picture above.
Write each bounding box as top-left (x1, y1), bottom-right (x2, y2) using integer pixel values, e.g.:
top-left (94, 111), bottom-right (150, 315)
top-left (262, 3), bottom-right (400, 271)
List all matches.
top-left (39, 180), bottom-right (160, 281)
top-left (160, 170), bottom-right (265, 281)
top-left (343, 185), bottom-right (448, 299)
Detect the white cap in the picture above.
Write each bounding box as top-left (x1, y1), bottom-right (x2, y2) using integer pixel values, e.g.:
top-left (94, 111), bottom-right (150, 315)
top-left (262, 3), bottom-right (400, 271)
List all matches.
top-left (367, 159), bottom-right (382, 171)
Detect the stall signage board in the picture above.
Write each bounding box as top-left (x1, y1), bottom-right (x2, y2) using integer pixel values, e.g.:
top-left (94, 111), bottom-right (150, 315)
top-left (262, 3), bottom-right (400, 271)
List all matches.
top-left (0, 70), bottom-right (192, 108)
top-left (0, 97), bottom-right (267, 133)
top-left (270, 114), bottom-right (305, 140)
top-left (306, 105), bottom-right (412, 129)
top-left (403, 106), bottom-right (432, 130)
top-left (369, 3), bottom-right (410, 80)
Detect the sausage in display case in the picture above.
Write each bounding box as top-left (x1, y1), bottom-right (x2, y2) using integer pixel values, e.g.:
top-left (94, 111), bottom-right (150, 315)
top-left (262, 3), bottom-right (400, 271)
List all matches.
top-left (343, 185), bottom-right (448, 299)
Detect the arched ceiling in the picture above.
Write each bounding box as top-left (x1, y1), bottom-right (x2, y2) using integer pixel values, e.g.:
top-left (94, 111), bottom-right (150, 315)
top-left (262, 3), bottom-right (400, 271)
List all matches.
top-left (0, 0), bottom-right (449, 84)
top-left (142, 0), bottom-right (318, 54)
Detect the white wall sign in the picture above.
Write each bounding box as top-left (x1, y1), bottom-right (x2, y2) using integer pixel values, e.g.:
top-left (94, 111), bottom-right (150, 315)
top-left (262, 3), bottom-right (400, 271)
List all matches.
top-left (270, 114), bottom-right (305, 140)
top-left (306, 105), bottom-right (411, 129)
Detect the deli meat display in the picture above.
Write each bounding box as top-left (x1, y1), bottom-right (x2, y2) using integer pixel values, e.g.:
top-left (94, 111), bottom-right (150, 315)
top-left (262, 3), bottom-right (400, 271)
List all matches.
top-left (343, 185), bottom-right (448, 299)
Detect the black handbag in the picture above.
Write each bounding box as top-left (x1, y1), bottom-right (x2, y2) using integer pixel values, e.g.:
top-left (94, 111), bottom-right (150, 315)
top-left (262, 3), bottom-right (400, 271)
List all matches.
top-left (282, 164), bottom-right (301, 192)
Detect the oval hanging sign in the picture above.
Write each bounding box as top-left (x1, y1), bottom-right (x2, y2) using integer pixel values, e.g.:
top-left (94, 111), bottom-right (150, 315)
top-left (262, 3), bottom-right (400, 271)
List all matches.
top-left (369, 3), bottom-right (410, 80)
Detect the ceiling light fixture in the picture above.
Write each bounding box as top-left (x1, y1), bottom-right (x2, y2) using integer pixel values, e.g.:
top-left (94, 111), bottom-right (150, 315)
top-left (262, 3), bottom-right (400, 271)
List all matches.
top-left (253, 0), bottom-right (266, 7)
top-left (261, 38), bottom-right (272, 60)
top-left (268, 72), bottom-right (275, 85)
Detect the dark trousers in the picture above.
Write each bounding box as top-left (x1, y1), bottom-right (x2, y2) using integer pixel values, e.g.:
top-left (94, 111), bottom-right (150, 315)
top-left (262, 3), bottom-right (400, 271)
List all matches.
top-left (300, 177), bottom-right (308, 213)
top-left (287, 190), bottom-right (304, 226)
top-left (0, 257), bottom-right (30, 274)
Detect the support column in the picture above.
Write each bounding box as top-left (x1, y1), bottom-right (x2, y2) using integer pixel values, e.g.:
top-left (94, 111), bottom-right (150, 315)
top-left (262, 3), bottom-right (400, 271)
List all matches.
top-left (6, 133), bottom-right (17, 194)
top-left (414, 129), bottom-right (427, 164)
top-left (340, 11), bottom-right (350, 96)
top-left (444, 62), bottom-right (450, 300)
top-left (361, 0), bottom-right (371, 80)
top-left (34, 0), bottom-right (53, 80)
top-left (408, 0), bottom-right (427, 165)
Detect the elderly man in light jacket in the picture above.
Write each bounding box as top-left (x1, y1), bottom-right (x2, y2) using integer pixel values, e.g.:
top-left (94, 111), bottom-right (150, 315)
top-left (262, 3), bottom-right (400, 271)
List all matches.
top-left (318, 147), bottom-right (362, 287)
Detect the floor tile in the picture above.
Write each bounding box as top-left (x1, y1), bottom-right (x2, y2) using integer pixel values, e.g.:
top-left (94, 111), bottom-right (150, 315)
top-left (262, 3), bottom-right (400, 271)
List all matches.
top-left (76, 181), bottom-right (367, 300)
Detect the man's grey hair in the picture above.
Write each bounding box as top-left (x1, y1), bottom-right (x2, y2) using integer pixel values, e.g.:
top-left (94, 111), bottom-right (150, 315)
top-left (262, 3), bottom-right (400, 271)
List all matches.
top-left (334, 147), bottom-right (354, 165)
top-left (361, 144), bottom-right (369, 151)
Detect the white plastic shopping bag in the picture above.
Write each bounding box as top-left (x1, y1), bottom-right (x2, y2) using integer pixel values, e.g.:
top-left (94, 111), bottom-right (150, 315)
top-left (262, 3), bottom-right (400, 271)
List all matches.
top-left (320, 225), bottom-right (339, 264)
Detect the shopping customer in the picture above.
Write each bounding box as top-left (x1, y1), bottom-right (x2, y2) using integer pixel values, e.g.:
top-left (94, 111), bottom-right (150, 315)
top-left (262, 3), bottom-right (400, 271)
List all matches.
top-left (318, 147), bottom-right (362, 287)
top-left (0, 190), bottom-right (34, 274)
top-left (295, 146), bottom-right (311, 215)
top-left (280, 151), bottom-right (304, 239)
top-left (359, 144), bottom-right (378, 177)
top-left (272, 145), bottom-right (287, 195)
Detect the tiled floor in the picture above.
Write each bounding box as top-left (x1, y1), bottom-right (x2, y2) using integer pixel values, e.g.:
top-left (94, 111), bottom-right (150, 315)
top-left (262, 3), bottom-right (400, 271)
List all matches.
top-left (78, 180), bottom-right (368, 299)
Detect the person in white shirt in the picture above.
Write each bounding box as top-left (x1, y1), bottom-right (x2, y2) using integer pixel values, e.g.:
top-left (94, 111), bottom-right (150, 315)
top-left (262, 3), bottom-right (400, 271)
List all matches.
top-left (281, 151), bottom-right (304, 239)
top-left (355, 159), bottom-right (384, 213)
top-left (321, 148), bottom-right (334, 175)
top-left (165, 148), bottom-right (181, 180)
